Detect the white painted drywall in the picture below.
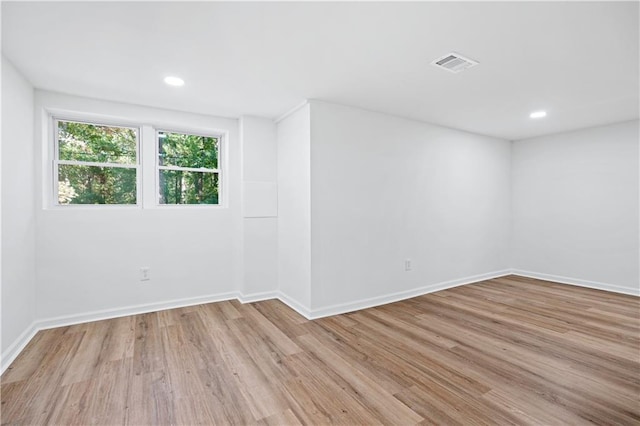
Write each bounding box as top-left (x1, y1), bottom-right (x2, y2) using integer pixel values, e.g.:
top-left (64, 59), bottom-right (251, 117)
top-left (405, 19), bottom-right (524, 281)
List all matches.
top-left (512, 120), bottom-right (639, 292)
top-left (1, 57), bottom-right (36, 355)
top-left (277, 104), bottom-right (312, 310)
top-left (241, 116), bottom-right (278, 297)
top-left (33, 91), bottom-right (242, 320)
top-left (309, 101), bottom-right (512, 310)
top-left (242, 218), bottom-right (278, 298)
top-left (3, 80), bottom-right (637, 374)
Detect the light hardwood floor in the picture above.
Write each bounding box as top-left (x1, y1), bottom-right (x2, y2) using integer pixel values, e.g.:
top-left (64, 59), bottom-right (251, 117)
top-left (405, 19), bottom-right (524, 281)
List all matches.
top-left (2, 275), bottom-right (639, 425)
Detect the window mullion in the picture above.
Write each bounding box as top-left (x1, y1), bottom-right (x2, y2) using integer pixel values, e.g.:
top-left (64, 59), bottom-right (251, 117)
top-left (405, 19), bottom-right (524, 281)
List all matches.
top-left (141, 124), bottom-right (157, 209)
top-left (56, 159), bottom-right (138, 169)
top-left (158, 165), bottom-right (219, 173)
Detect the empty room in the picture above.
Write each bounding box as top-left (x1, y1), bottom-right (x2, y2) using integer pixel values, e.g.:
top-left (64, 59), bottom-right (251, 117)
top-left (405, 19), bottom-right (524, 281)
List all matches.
top-left (1, 1), bottom-right (638, 425)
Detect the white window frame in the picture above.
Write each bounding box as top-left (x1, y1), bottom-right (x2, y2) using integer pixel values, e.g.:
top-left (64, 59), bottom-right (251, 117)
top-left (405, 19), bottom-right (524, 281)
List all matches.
top-left (52, 117), bottom-right (142, 208)
top-left (45, 110), bottom-right (228, 210)
top-left (155, 129), bottom-right (224, 207)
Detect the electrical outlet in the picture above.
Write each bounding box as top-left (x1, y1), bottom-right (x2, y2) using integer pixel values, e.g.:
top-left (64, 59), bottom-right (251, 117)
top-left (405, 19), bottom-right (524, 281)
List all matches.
top-left (140, 267), bottom-right (150, 281)
top-left (405, 259), bottom-right (412, 271)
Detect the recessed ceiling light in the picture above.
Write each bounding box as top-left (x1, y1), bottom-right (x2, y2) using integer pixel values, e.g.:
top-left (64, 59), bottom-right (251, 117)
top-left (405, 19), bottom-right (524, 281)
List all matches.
top-left (529, 110), bottom-right (547, 119)
top-left (164, 76), bottom-right (184, 87)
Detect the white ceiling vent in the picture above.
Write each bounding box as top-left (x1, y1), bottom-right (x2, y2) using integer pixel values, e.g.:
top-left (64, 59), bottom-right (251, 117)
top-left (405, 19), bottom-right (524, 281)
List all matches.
top-left (431, 52), bottom-right (479, 73)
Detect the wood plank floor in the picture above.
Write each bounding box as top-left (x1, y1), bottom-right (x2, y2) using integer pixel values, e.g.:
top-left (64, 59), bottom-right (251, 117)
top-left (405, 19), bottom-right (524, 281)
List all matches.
top-left (2, 275), bottom-right (639, 425)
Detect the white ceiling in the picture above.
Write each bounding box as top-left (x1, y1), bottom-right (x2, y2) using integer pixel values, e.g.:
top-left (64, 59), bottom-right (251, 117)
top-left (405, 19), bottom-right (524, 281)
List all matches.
top-left (2, 1), bottom-right (638, 140)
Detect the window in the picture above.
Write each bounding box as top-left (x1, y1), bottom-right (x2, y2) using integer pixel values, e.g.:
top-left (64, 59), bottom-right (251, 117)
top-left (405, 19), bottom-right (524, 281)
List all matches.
top-left (54, 119), bottom-right (139, 205)
top-left (49, 114), bottom-right (225, 208)
top-left (157, 131), bottom-right (221, 205)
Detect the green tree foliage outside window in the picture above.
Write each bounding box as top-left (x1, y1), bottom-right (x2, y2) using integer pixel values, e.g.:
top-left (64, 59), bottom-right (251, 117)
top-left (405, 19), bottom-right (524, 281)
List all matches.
top-left (158, 132), bottom-right (220, 205)
top-left (57, 121), bottom-right (137, 204)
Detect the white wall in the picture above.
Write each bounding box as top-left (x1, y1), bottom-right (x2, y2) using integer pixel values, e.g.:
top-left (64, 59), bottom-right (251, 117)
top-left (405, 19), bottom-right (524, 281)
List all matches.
top-left (241, 116), bottom-right (278, 298)
top-left (309, 101), bottom-right (512, 313)
top-left (3, 77), bottom-right (637, 374)
top-left (512, 120), bottom-right (639, 293)
top-left (277, 104), bottom-right (312, 311)
top-left (34, 91), bottom-right (242, 321)
top-left (1, 57), bottom-right (36, 357)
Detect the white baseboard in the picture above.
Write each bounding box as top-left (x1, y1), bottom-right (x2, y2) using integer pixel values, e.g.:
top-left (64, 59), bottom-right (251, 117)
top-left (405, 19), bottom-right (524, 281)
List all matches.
top-left (1, 291), bottom-right (240, 375)
top-left (237, 291), bottom-right (279, 304)
top-left (276, 292), bottom-right (312, 319)
top-left (306, 269), bottom-right (513, 319)
top-left (1, 321), bottom-right (39, 375)
top-left (36, 291), bottom-right (239, 331)
top-left (510, 269), bottom-right (640, 297)
top-left (3, 268), bottom-right (635, 375)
